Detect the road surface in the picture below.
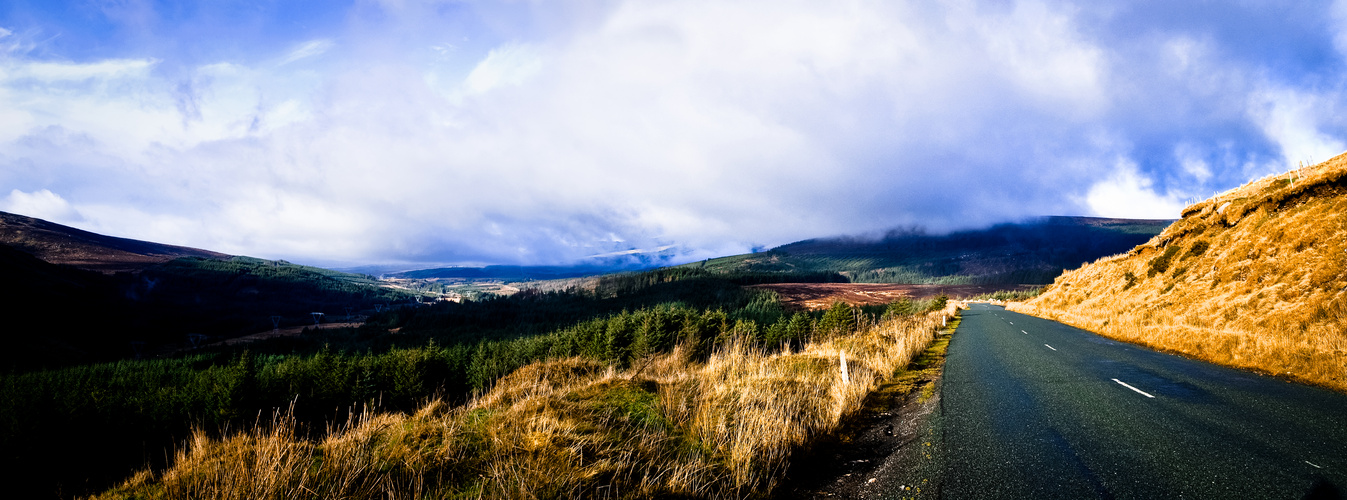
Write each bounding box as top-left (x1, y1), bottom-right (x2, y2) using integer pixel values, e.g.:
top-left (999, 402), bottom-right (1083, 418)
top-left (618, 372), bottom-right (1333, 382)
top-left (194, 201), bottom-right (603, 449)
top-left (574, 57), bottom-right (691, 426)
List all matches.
top-left (939, 303), bottom-right (1347, 499)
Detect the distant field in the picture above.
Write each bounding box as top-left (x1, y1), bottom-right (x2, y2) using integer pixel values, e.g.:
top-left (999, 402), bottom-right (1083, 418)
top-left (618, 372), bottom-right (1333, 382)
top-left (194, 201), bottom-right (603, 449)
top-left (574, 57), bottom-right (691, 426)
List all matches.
top-left (201, 322), bottom-right (365, 348)
top-left (749, 283), bottom-right (1037, 309)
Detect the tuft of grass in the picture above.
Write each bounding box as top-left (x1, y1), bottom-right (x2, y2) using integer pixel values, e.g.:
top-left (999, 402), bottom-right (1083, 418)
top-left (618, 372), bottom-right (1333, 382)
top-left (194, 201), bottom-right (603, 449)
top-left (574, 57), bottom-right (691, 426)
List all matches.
top-left (93, 306), bottom-right (963, 499)
top-left (1012, 151), bottom-right (1347, 393)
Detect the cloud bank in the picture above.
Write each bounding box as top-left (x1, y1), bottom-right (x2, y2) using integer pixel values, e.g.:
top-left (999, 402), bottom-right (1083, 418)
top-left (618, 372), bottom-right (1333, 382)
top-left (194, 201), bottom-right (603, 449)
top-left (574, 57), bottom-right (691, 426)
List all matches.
top-left (1, 0), bottom-right (1346, 266)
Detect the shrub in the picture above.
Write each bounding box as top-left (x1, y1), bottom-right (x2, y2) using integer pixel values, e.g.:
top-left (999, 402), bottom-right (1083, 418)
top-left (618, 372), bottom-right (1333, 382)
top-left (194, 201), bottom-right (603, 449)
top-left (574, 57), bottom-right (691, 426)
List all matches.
top-left (884, 298), bottom-right (916, 318)
top-left (817, 302), bottom-right (857, 339)
top-left (1184, 240), bottom-right (1210, 260)
top-left (1147, 245), bottom-right (1183, 277)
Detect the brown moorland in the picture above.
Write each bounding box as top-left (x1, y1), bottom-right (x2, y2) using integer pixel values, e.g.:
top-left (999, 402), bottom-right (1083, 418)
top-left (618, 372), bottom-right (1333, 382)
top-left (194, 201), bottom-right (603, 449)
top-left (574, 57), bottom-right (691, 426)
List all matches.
top-left (1010, 152), bottom-right (1347, 392)
top-left (749, 282), bottom-right (1037, 310)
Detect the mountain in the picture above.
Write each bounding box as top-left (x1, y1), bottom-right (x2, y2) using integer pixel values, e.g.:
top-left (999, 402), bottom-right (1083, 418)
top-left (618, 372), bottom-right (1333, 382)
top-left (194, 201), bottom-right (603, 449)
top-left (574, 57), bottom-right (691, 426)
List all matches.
top-left (0, 211), bottom-right (226, 273)
top-left (1011, 152), bottom-right (1347, 392)
top-left (688, 216), bottom-right (1172, 284)
top-left (378, 246), bottom-right (683, 282)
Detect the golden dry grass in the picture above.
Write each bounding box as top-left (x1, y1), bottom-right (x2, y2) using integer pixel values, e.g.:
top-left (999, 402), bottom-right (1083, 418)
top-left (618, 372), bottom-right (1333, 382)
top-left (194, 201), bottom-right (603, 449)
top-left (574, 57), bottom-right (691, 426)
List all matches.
top-left (1011, 152), bottom-right (1347, 392)
top-left (93, 305), bottom-right (962, 500)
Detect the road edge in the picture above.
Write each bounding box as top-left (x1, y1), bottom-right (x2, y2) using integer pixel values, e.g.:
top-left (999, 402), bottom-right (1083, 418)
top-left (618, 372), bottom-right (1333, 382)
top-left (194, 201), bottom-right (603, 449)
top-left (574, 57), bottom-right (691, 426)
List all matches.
top-left (776, 312), bottom-right (960, 498)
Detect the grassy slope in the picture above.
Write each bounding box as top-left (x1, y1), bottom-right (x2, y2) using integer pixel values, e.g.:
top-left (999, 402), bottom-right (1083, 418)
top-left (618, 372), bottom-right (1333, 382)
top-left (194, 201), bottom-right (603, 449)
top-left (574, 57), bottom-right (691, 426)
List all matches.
top-left (1011, 152), bottom-right (1347, 392)
top-left (135, 255), bottom-right (417, 330)
top-left (686, 216), bottom-right (1170, 285)
top-left (94, 306), bottom-right (962, 499)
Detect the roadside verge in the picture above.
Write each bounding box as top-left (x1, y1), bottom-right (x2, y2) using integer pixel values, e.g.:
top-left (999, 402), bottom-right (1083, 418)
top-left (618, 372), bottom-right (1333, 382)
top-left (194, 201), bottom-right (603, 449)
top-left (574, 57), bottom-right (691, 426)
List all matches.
top-left (778, 312), bottom-right (960, 498)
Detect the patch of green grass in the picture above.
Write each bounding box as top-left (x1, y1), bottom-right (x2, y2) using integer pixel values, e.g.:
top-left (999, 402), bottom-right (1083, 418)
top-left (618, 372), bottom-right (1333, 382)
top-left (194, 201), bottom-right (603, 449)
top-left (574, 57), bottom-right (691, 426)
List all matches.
top-left (597, 381), bottom-right (664, 428)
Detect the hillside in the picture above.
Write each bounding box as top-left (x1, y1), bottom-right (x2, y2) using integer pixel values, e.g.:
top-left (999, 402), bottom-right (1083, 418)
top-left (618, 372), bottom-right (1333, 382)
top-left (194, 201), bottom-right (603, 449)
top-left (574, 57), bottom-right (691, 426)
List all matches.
top-left (0, 213), bottom-right (420, 371)
top-left (1011, 153), bottom-right (1347, 392)
top-left (0, 211), bottom-right (226, 273)
top-left (688, 216), bottom-right (1171, 284)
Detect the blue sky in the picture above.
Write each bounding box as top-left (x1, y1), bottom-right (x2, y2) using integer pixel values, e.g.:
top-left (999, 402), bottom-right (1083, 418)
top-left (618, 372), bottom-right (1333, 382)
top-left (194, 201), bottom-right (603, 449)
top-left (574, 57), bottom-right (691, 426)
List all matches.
top-left (2, 1), bottom-right (1345, 268)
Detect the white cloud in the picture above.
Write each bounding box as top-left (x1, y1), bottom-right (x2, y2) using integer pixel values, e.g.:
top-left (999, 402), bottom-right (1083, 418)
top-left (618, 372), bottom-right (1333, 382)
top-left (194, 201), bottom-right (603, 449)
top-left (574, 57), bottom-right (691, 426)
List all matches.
top-left (1, 189), bottom-right (82, 224)
top-left (1084, 160), bottom-right (1186, 219)
top-left (2, 1), bottom-right (1344, 266)
top-left (279, 39), bottom-right (334, 65)
top-left (1, 58), bottom-right (156, 82)
top-left (1332, 0), bottom-right (1347, 60)
top-left (1248, 87), bottom-right (1346, 170)
top-left (954, 0), bottom-right (1106, 114)
top-left (460, 43), bottom-right (543, 96)
top-left (1174, 143), bottom-right (1212, 181)
top-left (0, 90), bottom-right (33, 141)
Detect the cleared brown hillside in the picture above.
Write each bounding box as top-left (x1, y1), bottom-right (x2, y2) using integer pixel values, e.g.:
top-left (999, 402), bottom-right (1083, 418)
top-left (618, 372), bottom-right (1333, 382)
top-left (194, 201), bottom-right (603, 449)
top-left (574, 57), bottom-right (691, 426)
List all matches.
top-left (0, 211), bottom-right (225, 273)
top-left (1011, 152), bottom-right (1347, 392)
top-left (749, 282), bottom-right (1038, 310)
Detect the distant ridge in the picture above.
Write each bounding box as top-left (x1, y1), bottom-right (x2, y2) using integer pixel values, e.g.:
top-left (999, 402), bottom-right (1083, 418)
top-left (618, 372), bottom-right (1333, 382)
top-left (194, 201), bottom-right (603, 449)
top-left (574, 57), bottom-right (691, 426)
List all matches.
top-left (0, 211), bottom-right (226, 273)
top-left (689, 216), bottom-right (1173, 285)
top-left (389, 264), bottom-right (639, 281)
top-left (1013, 152), bottom-right (1347, 392)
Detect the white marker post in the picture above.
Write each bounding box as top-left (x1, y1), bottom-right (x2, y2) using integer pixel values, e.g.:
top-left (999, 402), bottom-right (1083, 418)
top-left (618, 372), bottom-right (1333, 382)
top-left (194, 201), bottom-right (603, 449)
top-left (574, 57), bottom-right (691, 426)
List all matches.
top-left (840, 351), bottom-right (850, 384)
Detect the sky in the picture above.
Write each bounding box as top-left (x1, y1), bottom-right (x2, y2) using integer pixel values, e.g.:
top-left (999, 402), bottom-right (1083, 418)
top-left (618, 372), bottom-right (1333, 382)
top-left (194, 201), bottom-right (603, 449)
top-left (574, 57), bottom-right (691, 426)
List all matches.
top-left (2, 0), bottom-right (1346, 268)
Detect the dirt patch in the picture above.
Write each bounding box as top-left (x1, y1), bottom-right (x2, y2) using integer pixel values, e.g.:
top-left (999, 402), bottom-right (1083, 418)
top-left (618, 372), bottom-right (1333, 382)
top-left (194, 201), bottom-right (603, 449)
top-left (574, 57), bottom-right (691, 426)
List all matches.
top-left (749, 283), bottom-right (1036, 310)
top-left (197, 322), bottom-right (365, 349)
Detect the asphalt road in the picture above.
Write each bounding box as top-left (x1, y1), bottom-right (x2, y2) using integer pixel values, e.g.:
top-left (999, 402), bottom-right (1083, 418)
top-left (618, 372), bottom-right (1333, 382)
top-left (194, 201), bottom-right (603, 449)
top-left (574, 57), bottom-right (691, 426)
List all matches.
top-left (939, 303), bottom-right (1347, 499)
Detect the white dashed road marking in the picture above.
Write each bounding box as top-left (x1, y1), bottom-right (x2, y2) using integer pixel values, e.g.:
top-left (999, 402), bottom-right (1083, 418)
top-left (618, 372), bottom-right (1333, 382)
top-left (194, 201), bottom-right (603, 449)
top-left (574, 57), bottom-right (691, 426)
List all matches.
top-left (1045, 344), bottom-right (1057, 351)
top-left (1112, 378), bottom-right (1156, 398)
